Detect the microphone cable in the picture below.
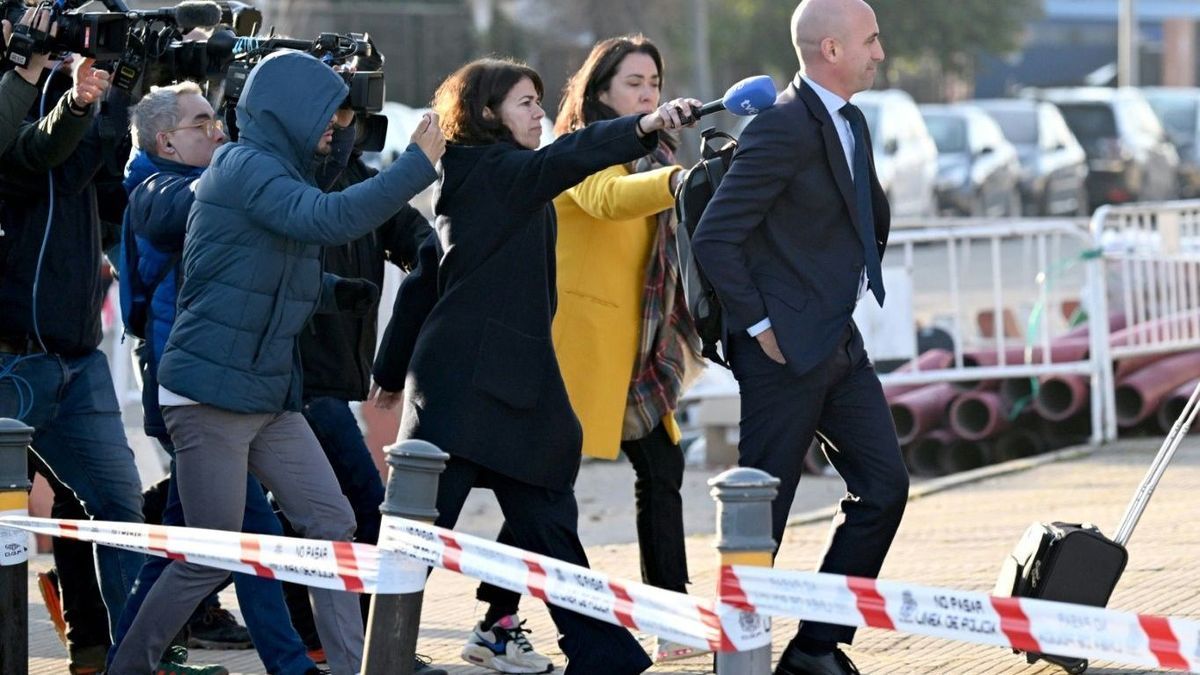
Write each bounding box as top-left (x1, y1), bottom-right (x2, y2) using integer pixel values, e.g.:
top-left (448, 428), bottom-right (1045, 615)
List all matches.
top-left (0, 59), bottom-right (64, 420)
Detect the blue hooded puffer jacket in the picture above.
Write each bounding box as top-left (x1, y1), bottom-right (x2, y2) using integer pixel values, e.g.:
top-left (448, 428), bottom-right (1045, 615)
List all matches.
top-left (158, 50), bottom-right (437, 414)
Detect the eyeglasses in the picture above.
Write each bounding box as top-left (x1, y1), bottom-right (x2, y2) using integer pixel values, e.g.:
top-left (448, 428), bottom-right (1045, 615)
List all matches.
top-left (164, 118), bottom-right (225, 138)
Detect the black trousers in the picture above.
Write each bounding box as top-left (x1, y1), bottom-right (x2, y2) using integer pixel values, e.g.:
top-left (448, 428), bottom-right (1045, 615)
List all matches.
top-left (621, 422), bottom-right (689, 592)
top-left (27, 452), bottom-right (111, 657)
top-left (730, 321), bottom-right (908, 645)
top-left (437, 457), bottom-right (651, 675)
top-left (478, 420), bottom-right (689, 618)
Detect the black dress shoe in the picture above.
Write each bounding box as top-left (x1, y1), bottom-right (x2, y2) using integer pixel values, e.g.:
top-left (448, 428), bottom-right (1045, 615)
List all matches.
top-left (773, 646), bottom-right (861, 675)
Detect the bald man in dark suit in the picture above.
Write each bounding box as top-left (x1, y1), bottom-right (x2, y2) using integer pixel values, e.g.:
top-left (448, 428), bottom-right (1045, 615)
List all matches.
top-left (692, 1), bottom-right (908, 673)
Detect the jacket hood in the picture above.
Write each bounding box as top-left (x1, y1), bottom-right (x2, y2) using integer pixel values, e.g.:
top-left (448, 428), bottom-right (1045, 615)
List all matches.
top-left (235, 50), bottom-right (349, 177)
top-left (123, 149), bottom-right (201, 194)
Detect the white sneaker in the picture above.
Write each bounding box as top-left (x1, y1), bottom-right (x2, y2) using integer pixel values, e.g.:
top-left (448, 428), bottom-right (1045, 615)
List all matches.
top-left (460, 614), bottom-right (555, 674)
top-left (655, 637), bottom-right (710, 663)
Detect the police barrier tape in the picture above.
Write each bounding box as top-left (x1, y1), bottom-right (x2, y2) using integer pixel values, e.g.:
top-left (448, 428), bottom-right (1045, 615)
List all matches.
top-left (0, 509), bottom-right (29, 566)
top-left (3, 513), bottom-right (1199, 670)
top-left (377, 516), bottom-right (769, 653)
top-left (0, 515), bottom-right (429, 594)
top-left (0, 514), bottom-right (767, 653)
top-left (721, 565), bottom-right (1200, 671)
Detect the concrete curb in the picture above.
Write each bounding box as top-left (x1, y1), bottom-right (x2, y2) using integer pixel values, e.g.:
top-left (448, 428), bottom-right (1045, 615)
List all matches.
top-left (784, 441), bottom-right (1101, 528)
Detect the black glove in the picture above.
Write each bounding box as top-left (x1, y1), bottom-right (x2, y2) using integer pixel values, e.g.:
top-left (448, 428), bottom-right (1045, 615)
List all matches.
top-left (333, 277), bottom-right (380, 317)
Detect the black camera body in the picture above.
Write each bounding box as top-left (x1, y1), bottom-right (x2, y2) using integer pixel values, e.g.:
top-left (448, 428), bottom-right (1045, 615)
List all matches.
top-left (2, 0), bottom-right (130, 66)
top-left (343, 70), bottom-right (384, 114)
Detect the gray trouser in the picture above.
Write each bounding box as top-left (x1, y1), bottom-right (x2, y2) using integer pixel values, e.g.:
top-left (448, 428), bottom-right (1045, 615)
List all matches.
top-left (108, 405), bottom-right (363, 675)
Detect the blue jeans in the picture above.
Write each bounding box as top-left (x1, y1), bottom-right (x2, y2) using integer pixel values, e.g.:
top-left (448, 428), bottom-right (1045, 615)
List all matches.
top-left (301, 397), bottom-right (384, 544)
top-left (0, 349), bottom-right (145, 636)
top-left (110, 437), bottom-right (315, 675)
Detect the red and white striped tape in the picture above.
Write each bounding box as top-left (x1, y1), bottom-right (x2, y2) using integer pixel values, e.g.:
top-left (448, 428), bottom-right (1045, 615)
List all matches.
top-left (0, 514), bottom-right (767, 651)
top-left (0, 516), bottom-right (427, 594)
top-left (5, 513), bottom-right (1199, 670)
top-left (722, 564), bottom-right (1200, 671)
top-left (377, 516), bottom-right (770, 653)
top-left (0, 509), bottom-right (29, 566)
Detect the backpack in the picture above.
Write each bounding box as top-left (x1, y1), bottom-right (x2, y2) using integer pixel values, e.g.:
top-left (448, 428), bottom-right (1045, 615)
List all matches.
top-left (674, 128), bottom-right (738, 368)
top-left (118, 220), bottom-right (178, 340)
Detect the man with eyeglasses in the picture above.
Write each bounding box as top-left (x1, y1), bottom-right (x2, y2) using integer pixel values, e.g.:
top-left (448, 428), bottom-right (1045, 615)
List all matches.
top-left (105, 81), bottom-right (325, 675)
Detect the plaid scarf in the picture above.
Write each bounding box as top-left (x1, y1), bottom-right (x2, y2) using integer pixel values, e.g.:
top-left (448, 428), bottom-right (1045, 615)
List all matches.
top-left (622, 144), bottom-right (706, 441)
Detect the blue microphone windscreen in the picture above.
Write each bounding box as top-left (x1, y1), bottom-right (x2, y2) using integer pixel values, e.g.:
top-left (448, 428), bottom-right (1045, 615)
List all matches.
top-left (722, 75), bottom-right (777, 116)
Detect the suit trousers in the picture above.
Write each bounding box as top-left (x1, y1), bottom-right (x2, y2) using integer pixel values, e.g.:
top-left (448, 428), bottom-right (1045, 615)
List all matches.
top-left (730, 320), bottom-right (909, 644)
top-left (435, 457), bottom-right (652, 674)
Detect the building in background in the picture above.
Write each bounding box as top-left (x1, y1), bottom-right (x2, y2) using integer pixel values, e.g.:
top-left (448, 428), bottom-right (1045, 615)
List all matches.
top-left (977, 0), bottom-right (1199, 97)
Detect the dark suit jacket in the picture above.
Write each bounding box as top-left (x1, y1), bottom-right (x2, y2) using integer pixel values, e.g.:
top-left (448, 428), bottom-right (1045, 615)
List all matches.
top-left (691, 74), bottom-right (890, 377)
top-left (372, 116), bottom-right (657, 491)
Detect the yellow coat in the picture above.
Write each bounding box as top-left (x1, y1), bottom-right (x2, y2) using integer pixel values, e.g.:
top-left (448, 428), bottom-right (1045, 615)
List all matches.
top-left (552, 162), bottom-right (681, 460)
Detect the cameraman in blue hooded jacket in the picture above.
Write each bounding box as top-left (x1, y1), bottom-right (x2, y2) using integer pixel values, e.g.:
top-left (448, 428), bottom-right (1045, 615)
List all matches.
top-left (107, 50), bottom-right (444, 675)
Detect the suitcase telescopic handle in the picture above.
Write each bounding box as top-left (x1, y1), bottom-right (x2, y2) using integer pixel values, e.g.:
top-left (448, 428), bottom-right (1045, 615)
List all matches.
top-left (1113, 378), bottom-right (1200, 546)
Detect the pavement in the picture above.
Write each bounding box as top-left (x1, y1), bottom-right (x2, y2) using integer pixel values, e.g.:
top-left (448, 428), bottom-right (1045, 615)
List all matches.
top-left (23, 434), bottom-right (1200, 674)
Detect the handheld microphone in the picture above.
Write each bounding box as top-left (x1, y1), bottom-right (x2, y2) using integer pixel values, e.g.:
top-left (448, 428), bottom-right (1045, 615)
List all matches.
top-left (694, 75), bottom-right (778, 118)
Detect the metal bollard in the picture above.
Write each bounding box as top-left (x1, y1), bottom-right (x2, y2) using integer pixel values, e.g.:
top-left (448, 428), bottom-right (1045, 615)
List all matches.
top-left (0, 419), bottom-right (33, 675)
top-left (710, 467), bottom-right (778, 675)
top-left (362, 439), bottom-right (450, 675)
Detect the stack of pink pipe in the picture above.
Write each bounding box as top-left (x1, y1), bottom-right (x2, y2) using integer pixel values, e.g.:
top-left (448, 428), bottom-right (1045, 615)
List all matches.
top-left (885, 312), bottom-right (1200, 477)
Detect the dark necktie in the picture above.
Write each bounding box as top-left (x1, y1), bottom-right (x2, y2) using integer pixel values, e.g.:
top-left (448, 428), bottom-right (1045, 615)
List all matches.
top-left (839, 102), bottom-right (885, 306)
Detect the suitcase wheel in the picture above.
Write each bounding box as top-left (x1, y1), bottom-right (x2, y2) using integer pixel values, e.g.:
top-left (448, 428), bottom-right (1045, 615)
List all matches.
top-left (1045, 655), bottom-right (1088, 674)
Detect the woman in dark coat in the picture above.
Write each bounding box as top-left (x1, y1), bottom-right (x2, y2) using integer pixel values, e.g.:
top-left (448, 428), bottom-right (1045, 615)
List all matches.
top-left (371, 58), bottom-right (698, 674)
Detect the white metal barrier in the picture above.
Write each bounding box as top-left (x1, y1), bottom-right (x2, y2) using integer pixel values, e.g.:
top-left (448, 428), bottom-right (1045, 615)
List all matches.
top-left (1089, 200), bottom-right (1200, 440)
top-left (875, 217), bottom-right (1110, 443)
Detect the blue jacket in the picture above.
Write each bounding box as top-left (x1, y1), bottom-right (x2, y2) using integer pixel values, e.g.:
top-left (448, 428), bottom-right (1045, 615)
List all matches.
top-left (123, 150), bottom-right (204, 363)
top-left (122, 149), bottom-right (204, 437)
top-left (158, 50), bottom-right (438, 413)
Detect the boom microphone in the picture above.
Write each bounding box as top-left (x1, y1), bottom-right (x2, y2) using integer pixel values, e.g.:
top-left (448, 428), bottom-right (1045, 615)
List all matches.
top-left (133, 1), bottom-right (223, 30)
top-left (173, 1), bottom-right (223, 29)
top-left (694, 75), bottom-right (778, 118)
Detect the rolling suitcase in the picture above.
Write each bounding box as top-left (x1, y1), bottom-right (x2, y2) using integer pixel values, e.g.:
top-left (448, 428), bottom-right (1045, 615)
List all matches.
top-left (993, 379), bottom-right (1200, 674)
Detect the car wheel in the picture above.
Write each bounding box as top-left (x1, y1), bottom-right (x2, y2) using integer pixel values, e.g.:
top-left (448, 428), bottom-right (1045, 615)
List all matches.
top-left (1075, 185), bottom-right (1090, 217)
top-left (969, 192), bottom-right (987, 218)
top-left (1005, 189), bottom-right (1021, 217)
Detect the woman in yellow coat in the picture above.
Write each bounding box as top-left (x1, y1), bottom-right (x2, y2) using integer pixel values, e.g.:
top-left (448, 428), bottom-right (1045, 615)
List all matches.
top-left (469, 35), bottom-right (706, 668)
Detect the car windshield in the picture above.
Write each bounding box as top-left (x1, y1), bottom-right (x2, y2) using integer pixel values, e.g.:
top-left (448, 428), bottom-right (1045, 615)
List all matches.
top-left (983, 109), bottom-right (1038, 145)
top-left (1146, 95), bottom-right (1198, 140)
top-left (1056, 103), bottom-right (1118, 143)
top-left (923, 114), bottom-right (967, 153)
top-left (859, 102), bottom-right (881, 139)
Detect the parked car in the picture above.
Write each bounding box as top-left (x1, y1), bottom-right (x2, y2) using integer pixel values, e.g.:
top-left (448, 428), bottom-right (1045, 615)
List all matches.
top-left (1038, 87), bottom-right (1180, 207)
top-left (919, 104), bottom-right (1022, 217)
top-left (850, 89), bottom-right (939, 218)
top-left (1143, 87), bottom-right (1200, 198)
top-left (973, 98), bottom-right (1089, 216)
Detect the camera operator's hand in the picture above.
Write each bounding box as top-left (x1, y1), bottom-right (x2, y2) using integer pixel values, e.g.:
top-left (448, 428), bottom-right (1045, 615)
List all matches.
top-left (67, 56), bottom-right (110, 113)
top-left (636, 97), bottom-right (703, 136)
top-left (5, 8), bottom-right (55, 85)
top-left (333, 277), bottom-right (380, 316)
top-left (410, 112), bottom-right (445, 165)
top-left (368, 381), bottom-right (404, 411)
